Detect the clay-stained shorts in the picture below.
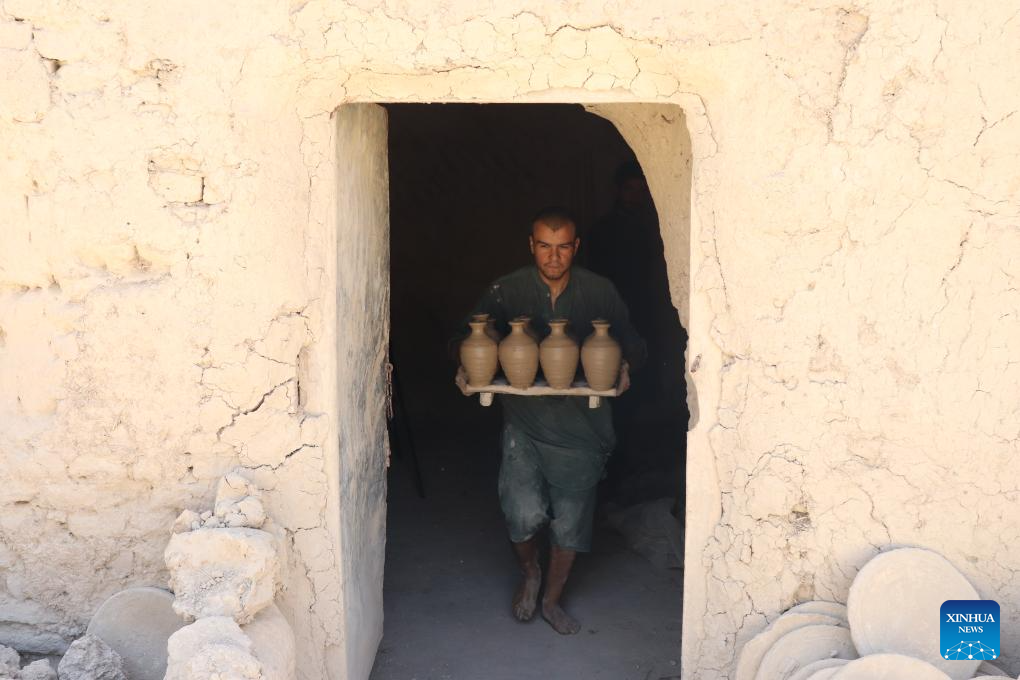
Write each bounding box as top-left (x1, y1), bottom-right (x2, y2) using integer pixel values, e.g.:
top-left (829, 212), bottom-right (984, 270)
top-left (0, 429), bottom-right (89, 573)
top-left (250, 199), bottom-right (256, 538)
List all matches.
top-left (498, 423), bottom-right (607, 552)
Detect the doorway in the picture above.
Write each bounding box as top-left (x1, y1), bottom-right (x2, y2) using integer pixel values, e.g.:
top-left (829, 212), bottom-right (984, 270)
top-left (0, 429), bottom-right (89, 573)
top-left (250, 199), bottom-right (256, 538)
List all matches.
top-left (367, 103), bottom-right (688, 679)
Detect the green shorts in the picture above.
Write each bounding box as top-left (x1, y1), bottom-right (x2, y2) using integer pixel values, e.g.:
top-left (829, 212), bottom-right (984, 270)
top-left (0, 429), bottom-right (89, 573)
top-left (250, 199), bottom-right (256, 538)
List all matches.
top-left (497, 423), bottom-right (607, 552)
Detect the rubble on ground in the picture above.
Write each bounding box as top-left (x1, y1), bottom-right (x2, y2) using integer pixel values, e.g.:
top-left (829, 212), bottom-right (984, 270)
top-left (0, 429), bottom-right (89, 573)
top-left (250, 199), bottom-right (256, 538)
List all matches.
top-left (56, 634), bottom-right (126, 680)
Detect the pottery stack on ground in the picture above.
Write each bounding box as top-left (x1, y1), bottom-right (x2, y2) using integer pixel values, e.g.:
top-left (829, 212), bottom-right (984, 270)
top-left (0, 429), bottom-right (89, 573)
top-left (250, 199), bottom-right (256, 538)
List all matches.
top-left (581, 319), bottom-right (622, 390)
top-left (460, 320), bottom-right (498, 387)
top-left (846, 548), bottom-right (980, 680)
top-left (735, 547), bottom-right (995, 680)
top-left (499, 319), bottom-right (539, 388)
top-left (540, 319), bottom-right (579, 389)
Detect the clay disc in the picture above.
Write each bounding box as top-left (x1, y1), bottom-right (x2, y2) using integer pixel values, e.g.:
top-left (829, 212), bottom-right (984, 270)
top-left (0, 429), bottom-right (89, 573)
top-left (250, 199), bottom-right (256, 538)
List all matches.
top-left (804, 668), bottom-right (844, 680)
top-left (735, 613), bottom-right (846, 680)
top-left (754, 624), bottom-right (857, 680)
top-left (783, 601), bottom-right (849, 624)
top-left (976, 661), bottom-right (1008, 676)
top-left (846, 548), bottom-right (979, 680)
top-left (830, 653), bottom-right (952, 679)
top-left (788, 658), bottom-right (851, 680)
top-left (86, 586), bottom-right (186, 680)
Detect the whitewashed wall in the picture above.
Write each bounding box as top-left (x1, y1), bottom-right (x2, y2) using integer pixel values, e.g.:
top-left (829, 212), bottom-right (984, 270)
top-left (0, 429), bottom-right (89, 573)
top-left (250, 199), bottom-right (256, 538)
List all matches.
top-left (1, 1), bottom-right (1017, 678)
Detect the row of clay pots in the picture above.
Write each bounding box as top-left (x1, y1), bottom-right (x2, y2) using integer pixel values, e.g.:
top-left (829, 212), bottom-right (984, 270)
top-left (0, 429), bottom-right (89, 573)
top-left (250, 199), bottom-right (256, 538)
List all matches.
top-left (461, 314), bottom-right (622, 390)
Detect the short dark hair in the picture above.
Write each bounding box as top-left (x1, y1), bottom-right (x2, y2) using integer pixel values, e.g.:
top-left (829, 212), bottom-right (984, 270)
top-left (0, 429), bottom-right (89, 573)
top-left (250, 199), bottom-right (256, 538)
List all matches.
top-left (531, 206), bottom-right (577, 234)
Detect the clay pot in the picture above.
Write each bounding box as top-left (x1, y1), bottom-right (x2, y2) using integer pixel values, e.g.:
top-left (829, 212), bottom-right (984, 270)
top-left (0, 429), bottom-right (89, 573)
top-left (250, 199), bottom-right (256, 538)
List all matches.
top-left (514, 315), bottom-right (539, 341)
top-left (460, 320), bottom-right (497, 387)
top-left (581, 319), bottom-right (621, 390)
top-left (472, 313), bottom-right (502, 342)
top-left (540, 319), bottom-right (579, 389)
top-left (499, 320), bottom-right (539, 388)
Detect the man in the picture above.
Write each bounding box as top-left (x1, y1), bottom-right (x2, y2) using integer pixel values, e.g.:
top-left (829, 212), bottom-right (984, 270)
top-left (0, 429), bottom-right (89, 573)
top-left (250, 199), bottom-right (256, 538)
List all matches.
top-left (457, 207), bottom-right (645, 634)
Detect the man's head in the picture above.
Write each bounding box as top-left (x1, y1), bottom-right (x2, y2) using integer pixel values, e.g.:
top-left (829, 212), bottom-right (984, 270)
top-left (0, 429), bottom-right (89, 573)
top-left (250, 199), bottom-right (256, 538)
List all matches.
top-left (529, 207), bottom-right (579, 283)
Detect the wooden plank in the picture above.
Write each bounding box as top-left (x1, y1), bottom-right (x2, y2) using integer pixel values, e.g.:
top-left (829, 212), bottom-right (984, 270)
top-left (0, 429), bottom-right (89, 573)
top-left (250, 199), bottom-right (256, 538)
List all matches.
top-left (465, 376), bottom-right (619, 398)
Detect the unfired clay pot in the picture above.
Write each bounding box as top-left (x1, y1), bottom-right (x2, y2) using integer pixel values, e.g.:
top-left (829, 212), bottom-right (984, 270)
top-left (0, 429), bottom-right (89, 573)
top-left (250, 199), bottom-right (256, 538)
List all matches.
top-left (514, 315), bottom-right (539, 341)
top-left (460, 320), bottom-right (497, 387)
top-left (499, 320), bottom-right (539, 388)
top-left (472, 313), bottom-right (501, 343)
top-left (581, 319), bottom-right (621, 390)
top-left (540, 319), bottom-right (579, 389)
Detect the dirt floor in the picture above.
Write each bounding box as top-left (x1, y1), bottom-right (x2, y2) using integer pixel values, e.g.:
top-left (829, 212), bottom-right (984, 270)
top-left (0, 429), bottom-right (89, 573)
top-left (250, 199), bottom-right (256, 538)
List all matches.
top-left (369, 408), bottom-right (683, 680)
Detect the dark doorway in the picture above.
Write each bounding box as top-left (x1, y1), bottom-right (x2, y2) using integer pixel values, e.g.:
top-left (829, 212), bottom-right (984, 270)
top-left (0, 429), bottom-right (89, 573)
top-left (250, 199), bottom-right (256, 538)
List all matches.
top-left (374, 104), bottom-right (686, 680)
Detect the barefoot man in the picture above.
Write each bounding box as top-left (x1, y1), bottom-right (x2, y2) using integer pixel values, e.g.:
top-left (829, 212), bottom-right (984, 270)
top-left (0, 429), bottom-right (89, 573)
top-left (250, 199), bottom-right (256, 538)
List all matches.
top-left (457, 207), bottom-right (646, 634)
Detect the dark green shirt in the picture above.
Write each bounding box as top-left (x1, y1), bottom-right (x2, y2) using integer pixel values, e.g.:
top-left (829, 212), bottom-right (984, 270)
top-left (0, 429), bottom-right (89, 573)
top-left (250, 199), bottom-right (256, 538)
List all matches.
top-left (468, 265), bottom-right (646, 455)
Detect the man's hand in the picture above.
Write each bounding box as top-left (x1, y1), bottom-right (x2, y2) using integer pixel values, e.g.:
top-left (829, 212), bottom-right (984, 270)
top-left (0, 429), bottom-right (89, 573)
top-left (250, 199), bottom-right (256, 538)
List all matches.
top-left (616, 360), bottom-right (631, 395)
top-left (455, 365), bottom-right (470, 396)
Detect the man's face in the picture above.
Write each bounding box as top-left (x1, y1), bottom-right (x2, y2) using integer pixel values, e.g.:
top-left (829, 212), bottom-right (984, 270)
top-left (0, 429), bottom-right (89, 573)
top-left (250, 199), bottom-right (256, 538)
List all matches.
top-left (529, 221), bottom-right (579, 282)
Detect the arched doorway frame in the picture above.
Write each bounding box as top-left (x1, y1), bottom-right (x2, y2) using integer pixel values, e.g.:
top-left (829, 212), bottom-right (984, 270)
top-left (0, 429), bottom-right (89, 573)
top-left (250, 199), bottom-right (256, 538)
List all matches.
top-left (295, 91), bottom-right (723, 680)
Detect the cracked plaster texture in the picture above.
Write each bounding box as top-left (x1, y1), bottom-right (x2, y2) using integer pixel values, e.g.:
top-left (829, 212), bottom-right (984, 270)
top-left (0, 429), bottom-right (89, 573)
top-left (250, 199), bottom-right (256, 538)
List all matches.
top-left (0, 1), bottom-right (1018, 678)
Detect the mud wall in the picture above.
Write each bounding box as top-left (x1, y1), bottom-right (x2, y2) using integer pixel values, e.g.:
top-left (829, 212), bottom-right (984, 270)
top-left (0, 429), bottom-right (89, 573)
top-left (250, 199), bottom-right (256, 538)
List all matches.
top-left (1, 1), bottom-right (1017, 678)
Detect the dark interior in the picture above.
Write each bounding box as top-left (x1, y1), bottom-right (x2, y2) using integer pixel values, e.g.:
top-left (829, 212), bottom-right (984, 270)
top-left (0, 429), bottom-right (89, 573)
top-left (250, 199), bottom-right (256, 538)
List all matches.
top-left (373, 103), bottom-right (687, 679)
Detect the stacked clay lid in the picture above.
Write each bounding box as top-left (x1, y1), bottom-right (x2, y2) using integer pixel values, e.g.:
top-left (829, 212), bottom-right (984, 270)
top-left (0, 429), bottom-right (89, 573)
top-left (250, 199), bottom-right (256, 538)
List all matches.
top-left (846, 548), bottom-right (981, 680)
top-left (735, 547), bottom-right (999, 680)
top-left (735, 602), bottom-right (854, 680)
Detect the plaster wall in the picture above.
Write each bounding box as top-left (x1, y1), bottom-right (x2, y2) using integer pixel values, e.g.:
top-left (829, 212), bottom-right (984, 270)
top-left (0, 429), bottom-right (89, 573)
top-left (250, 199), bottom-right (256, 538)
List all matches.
top-left (0, 1), bottom-right (1018, 679)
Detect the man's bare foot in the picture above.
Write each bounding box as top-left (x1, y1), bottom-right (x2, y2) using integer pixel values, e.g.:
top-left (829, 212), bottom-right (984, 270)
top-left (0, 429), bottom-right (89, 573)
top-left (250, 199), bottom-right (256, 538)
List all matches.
top-left (542, 601), bottom-right (581, 634)
top-left (512, 565), bottom-right (541, 621)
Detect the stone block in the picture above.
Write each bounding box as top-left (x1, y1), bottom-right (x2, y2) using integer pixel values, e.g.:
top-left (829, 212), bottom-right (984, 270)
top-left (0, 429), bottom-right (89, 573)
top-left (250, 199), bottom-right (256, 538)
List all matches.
top-left (56, 634), bottom-right (126, 680)
top-left (0, 624), bottom-right (67, 656)
top-left (171, 509), bottom-right (201, 534)
top-left (20, 660), bottom-right (57, 680)
top-left (0, 645), bottom-right (19, 675)
top-left (214, 473), bottom-right (260, 515)
top-left (164, 617), bottom-right (263, 680)
top-left (164, 528), bottom-right (279, 624)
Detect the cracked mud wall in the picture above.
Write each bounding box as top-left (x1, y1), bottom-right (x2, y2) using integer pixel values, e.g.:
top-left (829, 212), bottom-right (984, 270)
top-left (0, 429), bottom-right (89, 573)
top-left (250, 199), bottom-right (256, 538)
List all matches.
top-left (1, 1), bottom-right (1018, 679)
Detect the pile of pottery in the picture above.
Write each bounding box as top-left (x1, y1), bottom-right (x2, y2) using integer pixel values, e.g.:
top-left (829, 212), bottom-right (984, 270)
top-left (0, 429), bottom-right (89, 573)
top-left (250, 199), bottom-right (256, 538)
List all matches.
top-left (736, 547), bottom-right (1014, 680)
top-left (460, 313), bottom-right (621, 391)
